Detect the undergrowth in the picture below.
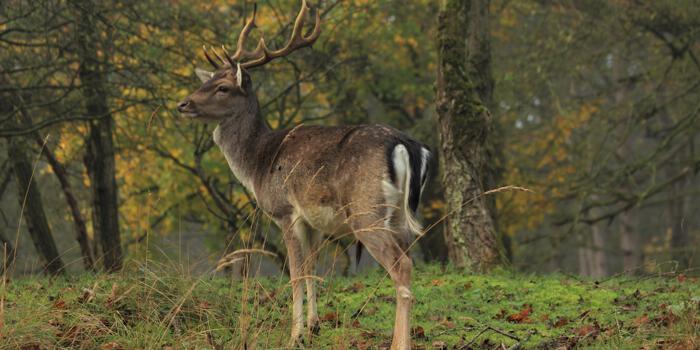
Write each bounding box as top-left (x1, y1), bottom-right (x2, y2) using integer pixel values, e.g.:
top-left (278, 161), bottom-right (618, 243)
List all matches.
top-left (1, 264), bottom-right (698, 349)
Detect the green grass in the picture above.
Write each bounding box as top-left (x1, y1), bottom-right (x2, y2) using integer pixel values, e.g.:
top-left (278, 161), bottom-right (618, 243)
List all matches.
top-left (1, 264), bottom-right (698, 349)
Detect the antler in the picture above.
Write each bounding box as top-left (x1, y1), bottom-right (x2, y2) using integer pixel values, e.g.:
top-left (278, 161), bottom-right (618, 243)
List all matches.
top-left (202, 0), bottom-right (321, 71)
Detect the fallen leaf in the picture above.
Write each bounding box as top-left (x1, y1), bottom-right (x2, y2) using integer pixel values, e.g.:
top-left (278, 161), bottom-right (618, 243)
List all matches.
top-left (348, 282), bottom-right (365, 292)
top-left (677, 274), bottom-right (686, 283)
top-left (632, 314), bottom-right (650, 327)
top-left (53, 299), bottom-right (67, 310)
top-left (604, 327), bottom-right (617, 337)
top-left (652, 310), bottom-right (678, 327)
top-left (320, 312), bottom-right (341, 327)
top-left (351, 319), bottom-right (361, 328)
top-left (507, 304), bottom-right (532, 323)
top-left (320, 312), bottom-right (337, 322)
top-left (411, 326), bottom-right (425, 339)
top-left (439, 318), bottom-right (455, 329)
top-left (432, 340), bottom-right (448, 349)
top-left (100, 342), bottom-right (123, 350)
top-left (574, 324), bottom-right (599, 337)
top-left (350, 339), bottom-right (370, 350)
top-left (553, 317), bottom-right (569, 328)
top-left (431, 279), bottom-right (444, 286)
top-left (620, 303), bottom-right (636, 312)
top-left (363, 306), bottom-right (378, 316)
top-left (360, 330), bottom-right (378, 339)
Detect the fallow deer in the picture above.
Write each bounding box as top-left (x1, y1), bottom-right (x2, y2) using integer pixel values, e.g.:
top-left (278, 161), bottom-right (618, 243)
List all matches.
top-left (176, 2), bottom-right (431, 349)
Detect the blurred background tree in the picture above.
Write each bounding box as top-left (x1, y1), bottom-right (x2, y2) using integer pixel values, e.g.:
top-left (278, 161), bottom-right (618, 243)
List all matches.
top-left (0, 0), bottom-right (698, 277)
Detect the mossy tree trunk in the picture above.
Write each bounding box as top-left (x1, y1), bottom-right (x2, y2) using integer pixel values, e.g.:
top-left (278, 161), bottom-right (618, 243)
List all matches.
top-left (435, 0), bottom-right (505, 271)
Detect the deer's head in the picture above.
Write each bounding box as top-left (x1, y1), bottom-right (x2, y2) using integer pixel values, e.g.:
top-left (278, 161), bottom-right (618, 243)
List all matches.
top-left (177, 0), bottom-right (321, 123)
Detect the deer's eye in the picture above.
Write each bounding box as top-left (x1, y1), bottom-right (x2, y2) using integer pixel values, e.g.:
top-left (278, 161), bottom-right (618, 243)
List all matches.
top-left (216, 85), bottom-right (230, 93)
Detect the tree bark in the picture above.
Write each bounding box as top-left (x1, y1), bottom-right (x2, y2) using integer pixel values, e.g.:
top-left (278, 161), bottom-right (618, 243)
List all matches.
top-left (35, 136), bottom-right (95, 271)
top-left (71, 0), bottom-right (122, 272)
top-left (668, 166), bottom-right (691, 270)
top-left (0, 167), bottom-right (16, 273)
top-left (436, 0), bottom-right (505, 271)
top-left (590, 223), bottom-right (608, 278)
top-left (0, 229), bottom-right (16, 275)
top-left (7, 137), bottom-right (65, 275)
top-left (619, 211), bottom-right (640, 272)
top-left (610, 49), bottom-right (641, 275)
top-left (578, 238), bottom-right (592, 276)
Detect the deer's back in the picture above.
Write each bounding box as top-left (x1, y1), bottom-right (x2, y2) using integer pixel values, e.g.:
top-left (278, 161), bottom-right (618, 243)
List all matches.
top-left (251, 124), bottom-right (423, 233)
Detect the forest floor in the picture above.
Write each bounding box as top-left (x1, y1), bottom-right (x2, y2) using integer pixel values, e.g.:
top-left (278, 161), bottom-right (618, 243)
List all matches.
top-left (1, 264), bottom-right (699, 350)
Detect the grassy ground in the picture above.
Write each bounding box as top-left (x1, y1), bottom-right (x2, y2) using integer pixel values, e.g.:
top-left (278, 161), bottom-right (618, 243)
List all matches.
top-left (1, 264), bottom-right (698, 349)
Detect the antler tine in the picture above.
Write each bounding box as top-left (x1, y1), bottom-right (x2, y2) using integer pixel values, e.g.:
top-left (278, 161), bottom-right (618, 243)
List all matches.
top-left (209, 45), bottom-right (228, 65)
top-left (288, 0), bottom-right (321, 47)
top-left (231, 3), bottom-right (259, 61)
top-left (202, 45), bottom-right (220, 69)
top-left (240, 0), bottom-right (321, 69)
top-left (221, 45), bottom-right (237, 68)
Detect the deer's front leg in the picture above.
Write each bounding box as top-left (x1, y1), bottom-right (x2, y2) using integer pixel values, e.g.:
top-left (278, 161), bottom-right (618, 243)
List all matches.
top-left (280, 216), bottom-right (306, 347)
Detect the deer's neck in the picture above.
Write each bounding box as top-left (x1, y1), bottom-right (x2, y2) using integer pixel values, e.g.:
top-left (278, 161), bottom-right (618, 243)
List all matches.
top-left (213, 98), bottom-right (269, 195)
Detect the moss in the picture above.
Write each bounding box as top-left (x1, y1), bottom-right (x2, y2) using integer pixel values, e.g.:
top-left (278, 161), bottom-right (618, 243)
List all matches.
top-left (2, 265), bottom-right (698, 349)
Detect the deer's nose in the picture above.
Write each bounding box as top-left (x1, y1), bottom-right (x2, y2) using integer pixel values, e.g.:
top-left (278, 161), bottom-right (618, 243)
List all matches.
top-left (177, 99), bottom-right (191, 112)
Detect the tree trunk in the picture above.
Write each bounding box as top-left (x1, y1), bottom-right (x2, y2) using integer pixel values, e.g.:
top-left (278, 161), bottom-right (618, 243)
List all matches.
top-left (619, 211), bottom-right (640, 273)
top-left (72, 0), bottom-right (122, 272)
top-left (610, 49), bottom-right (640, 275)
top-left (7, 138), bottom-right (65, 275)
top-left (0, 170), bottom-right (16, 272)
top-left (590, 223), bottom-right (608, 278)
top-left (580, 197), bottom-right (608, 278)
top-left (668, 168), bottom-right (691, 270)
top-left (1, 79), bottom-right (63, 275)
top-left (578, 238), bottom-right (592, 276)
top-left (35, 136), bottom-right (95, 271)
top-left (436, 0), bottom-right (505, 271)
top-left (0, 229), bottom-right (16, 275)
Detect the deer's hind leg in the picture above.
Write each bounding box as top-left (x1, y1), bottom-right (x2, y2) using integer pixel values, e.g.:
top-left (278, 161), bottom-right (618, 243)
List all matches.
top-left (350, 214), bottom-right (413, 350)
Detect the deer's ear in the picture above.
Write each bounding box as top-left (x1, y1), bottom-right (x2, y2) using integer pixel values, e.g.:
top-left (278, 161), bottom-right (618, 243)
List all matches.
top-left (235, 63), bottom-right (246, 95)
top-left (195, 68), bottom-right (214, 83)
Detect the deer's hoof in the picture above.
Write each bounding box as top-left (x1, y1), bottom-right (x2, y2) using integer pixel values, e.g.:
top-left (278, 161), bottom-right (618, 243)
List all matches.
top-left (287, 334), bottom-right (305, 349)
top-left (309, 321), bottom-right (320, 336)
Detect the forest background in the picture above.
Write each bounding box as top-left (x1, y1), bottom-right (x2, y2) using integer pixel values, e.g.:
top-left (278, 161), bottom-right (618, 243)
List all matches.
top-left (1, 0), bottom-right (699, 279)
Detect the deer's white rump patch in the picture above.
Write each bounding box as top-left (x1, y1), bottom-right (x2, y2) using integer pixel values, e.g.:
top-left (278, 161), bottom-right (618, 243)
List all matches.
top-left (386, 144), bottom-right (424, 236)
